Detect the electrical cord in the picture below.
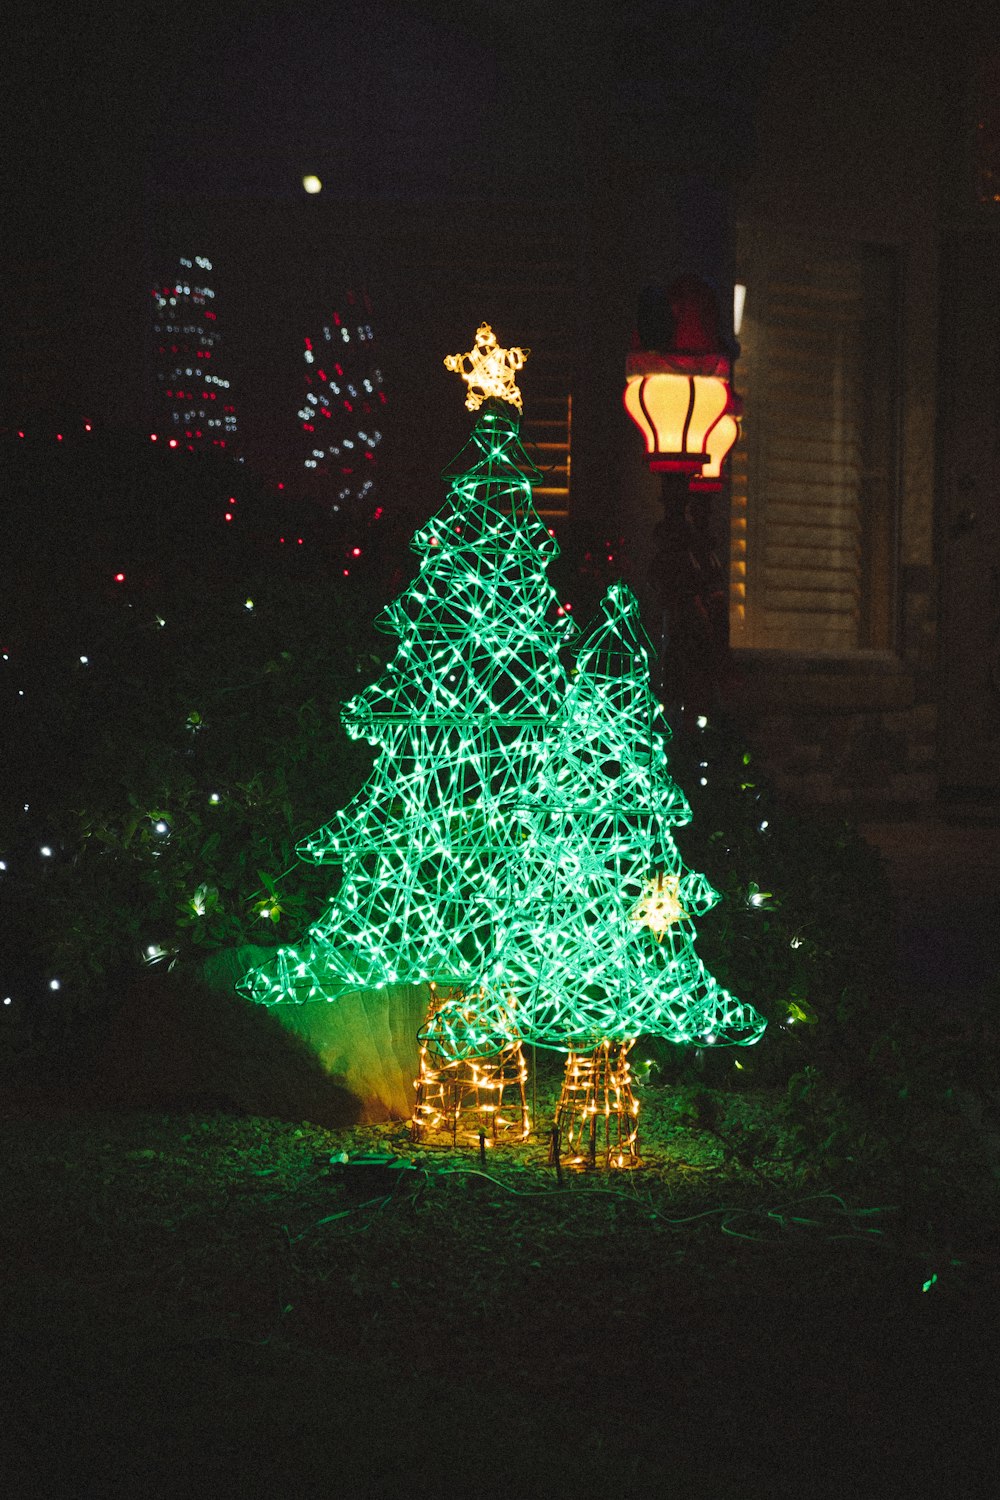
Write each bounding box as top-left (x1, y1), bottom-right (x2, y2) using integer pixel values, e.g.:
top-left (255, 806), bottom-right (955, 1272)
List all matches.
top-left (297, 1156), bottom-right (900, 1250)
top-left (442, 1169), bottom-right (896, 1240)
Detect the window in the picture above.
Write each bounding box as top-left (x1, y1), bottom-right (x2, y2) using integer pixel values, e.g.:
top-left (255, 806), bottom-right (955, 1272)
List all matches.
top-left (730, 233), bottom-right (898, 653)
top-left (522, 390), bottom-right (572, 521)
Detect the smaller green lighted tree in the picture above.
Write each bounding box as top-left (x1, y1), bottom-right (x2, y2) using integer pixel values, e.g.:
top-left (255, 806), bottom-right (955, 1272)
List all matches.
top-left (474, 581), bottom-right (765, 1050)
top-left (472, 582), bottom-right (764, 1163)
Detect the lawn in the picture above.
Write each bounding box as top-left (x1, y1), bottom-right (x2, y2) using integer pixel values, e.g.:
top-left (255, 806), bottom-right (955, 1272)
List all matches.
top-left (2, 1059), bottom-right (997, 1498)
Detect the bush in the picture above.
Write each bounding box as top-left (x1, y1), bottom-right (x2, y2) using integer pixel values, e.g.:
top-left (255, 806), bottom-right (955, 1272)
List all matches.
top-left (660, 714), bottom-right (897, 1089)
top-left (1, 436), bottom-right (384, 1024)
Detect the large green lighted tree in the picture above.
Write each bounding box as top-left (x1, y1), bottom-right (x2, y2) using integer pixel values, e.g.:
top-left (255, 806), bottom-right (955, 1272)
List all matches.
top-left (239, 377), bottom-right (574, 1013)
top-left (478, 581), bottom-right (765, 1050)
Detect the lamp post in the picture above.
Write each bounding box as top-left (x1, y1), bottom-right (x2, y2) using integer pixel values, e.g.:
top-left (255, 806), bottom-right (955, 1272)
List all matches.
top-left (623, 276), bottom-right (741, 723)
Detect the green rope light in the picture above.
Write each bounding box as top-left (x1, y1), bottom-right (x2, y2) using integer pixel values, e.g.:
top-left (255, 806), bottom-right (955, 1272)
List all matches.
top-left (239, 330), bottom-right (764, 1059)
top-left (239, 398), bottom-right (572, 1009)
top-left (469, 583), bottom-right (765, 1052)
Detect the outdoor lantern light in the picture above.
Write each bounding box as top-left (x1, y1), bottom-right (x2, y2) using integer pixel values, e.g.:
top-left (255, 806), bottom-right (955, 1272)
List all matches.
top-left (624, 274), bottom-right (742, 493)
top-left (623, 356), bottom-right (740, 492)
top-left (622, 277), bottom-right (743, 718)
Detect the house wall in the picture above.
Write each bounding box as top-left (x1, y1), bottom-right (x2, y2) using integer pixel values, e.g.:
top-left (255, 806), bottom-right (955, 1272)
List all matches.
top-left (724, 0), bottom-right (947, 813)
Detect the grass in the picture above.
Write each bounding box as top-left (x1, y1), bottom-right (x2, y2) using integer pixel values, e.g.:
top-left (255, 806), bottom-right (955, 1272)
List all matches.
top-left (2, 1053), bottom-right (998, 1498)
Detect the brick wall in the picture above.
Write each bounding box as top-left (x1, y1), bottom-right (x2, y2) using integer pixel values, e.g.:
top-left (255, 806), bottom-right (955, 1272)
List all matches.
top-left (728, 614), bottom-right (939, 814)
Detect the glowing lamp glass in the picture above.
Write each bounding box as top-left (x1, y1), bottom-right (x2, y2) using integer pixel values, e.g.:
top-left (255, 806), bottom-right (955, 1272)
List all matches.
top-left (689, 406), bottom-right (741, 494)
top-left (623, 372), bottom-right (735, 477)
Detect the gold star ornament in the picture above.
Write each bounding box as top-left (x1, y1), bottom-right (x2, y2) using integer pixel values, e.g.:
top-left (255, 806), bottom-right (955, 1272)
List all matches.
top-left (629, 873), bottom-right (687, 940)
top-left (444, 323), bottom-right (529, 412)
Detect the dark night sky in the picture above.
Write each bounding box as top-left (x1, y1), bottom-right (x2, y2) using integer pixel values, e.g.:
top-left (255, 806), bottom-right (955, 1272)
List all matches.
top-left (2, 0), bottom-right (810, 430)
top-left (2, 1), bottom-right (205, 426)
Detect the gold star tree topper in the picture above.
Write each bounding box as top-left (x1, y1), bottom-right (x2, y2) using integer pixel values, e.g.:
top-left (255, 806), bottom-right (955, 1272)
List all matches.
top-left (444, 323), bottom-right (530, 412)
top-left (628, 873), bottom-right (687, 941)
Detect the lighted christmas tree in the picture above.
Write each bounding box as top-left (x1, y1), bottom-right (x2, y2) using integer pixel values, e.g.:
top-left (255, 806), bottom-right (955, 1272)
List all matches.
top-left (239, 324), bottom-right (763, 1123)
top-left (239, 326), bottom-right (574, 1023)
top-left (478, 581), bottom-right (766, 1052)
top-left (297, 291), bottom-right (385, 515)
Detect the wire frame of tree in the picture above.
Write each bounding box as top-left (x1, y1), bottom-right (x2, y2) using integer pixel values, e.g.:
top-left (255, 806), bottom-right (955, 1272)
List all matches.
top-left (240, 385), bottom-right (764, 1060)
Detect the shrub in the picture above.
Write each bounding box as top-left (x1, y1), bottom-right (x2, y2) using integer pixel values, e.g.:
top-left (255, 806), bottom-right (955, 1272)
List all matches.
top-left (1, 437), bottom-right (382, 1023)
top-left (662, 715), bottom-right (896, 1088)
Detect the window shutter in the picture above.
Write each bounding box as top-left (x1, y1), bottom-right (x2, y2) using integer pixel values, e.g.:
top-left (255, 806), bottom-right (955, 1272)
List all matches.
top-left (731, 235), bottom-right (896, 652)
